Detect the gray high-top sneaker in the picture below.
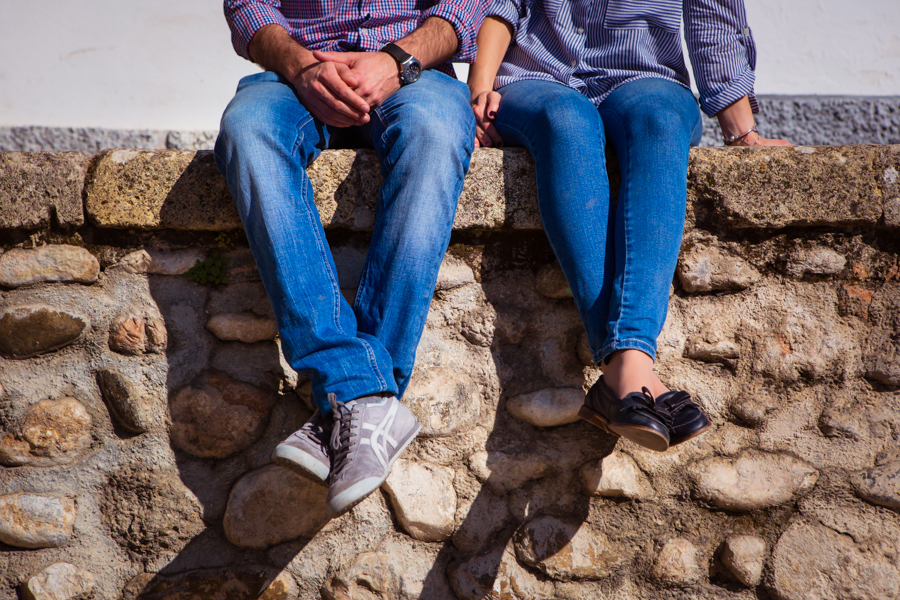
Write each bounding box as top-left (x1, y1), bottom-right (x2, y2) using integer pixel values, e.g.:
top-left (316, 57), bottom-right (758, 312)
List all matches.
top-left (326, 394), bottom-right (421, 516)
top-left (272, 410), bottom-right (331, 485)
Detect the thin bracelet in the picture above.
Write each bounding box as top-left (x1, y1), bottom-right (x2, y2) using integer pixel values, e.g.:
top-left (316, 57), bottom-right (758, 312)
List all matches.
top-left (723, 124), bottom-right (759, 145)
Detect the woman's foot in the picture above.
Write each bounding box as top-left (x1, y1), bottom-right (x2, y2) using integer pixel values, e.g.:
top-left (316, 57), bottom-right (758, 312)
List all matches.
top-left (593, 349), bottom-right (710, 447)
top-left (655, 390), bottom-right (712, 446)
top-left (579, 375), bottom-right (671, 452)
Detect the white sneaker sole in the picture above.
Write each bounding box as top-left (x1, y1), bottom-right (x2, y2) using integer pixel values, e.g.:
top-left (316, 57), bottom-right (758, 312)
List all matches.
top-left (325, 421), bottom-right (421, 517)
top-left (272, 443), bottom-right (330, 485)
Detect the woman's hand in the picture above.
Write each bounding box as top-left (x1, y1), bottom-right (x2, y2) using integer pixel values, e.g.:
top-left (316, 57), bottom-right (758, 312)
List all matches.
top-left (471, 90), bottom-right (504, 148)
top-left (717, 95), bottom-right (792, 147)
top-left (726, 131), bottom-right (792, 147)
top-left (467, 16), bottom-right (514, 148)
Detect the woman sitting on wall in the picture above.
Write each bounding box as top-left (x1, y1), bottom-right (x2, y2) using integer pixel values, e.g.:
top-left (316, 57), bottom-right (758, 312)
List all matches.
top-left (469, 0), bottom-right (791, 451)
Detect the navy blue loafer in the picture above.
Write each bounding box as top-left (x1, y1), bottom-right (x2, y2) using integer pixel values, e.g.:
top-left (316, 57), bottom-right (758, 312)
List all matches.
top-left (655, 390), bottom-right (711, 446)
top-left (579, 377), bottom-right (671, 452)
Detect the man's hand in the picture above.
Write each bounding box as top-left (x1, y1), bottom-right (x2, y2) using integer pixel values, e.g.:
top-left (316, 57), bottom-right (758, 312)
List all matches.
top-left (247, 24), bottom-right (370, 128)
top-left (471, 90), bottom-right (503, 148)
top-left (313, 50), bottom-right (402, 110)
top-left (291, 61), bottom-right (372, 127)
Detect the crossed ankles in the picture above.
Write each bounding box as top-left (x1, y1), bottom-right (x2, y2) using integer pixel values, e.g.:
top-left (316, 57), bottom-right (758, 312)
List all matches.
top-left (272, 393), bottom-right (421, 517)
top-left (579, 376), bottom-right (711, 452)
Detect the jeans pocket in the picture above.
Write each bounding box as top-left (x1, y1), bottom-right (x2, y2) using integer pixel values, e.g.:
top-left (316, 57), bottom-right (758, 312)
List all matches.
top-left (603, 0), bottom-right (681, 33)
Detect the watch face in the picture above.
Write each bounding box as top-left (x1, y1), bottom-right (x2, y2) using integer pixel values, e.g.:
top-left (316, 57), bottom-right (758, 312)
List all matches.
top-left (403, 60), bottom-right (422, 84)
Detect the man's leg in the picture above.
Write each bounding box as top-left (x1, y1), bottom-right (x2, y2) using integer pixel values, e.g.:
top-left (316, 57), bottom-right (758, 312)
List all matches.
top-left (215, 72), bottom-right (400, 485)
top-left (356, 70), bottom-right (476, 395)
top-left (324, 71), bottom-right (475, 515)
top-left (214, 72), bottom-right (399, 415)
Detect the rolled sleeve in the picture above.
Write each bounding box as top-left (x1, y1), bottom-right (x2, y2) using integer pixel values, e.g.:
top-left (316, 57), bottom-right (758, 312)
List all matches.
top-left (700, 64), bottom-right (758, 116)
top-left (424, 0), bottom-right (487, 63)
top-left (486, 0), bottom-right (522, 36)
top-left (224, 0), bottom-right (290, 61)
top-left (684, 0), bottom-right (760, 116)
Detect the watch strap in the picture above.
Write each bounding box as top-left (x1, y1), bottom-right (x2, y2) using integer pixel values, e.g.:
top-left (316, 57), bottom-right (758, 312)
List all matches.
top-left (381, 43), bottom-right (413, 65)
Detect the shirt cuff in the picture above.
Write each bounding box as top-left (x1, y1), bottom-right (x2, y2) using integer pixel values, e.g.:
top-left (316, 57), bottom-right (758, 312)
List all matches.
top-left (486, 0), bottom-right (520, 36)
top-left (227, 3), bottom-right (290, 61)
top-left (700, 67), bottom-right (758, 117)
top-left (423, 3), bottom-right (484, 63)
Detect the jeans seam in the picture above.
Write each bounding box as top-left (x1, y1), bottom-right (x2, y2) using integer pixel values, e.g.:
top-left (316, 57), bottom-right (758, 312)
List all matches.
top-left (355, 107), bottom-right (383, 317)
top-left (599, 105), bottom-right (630, 353)
top-left (358, 337), bottom-right (389, 393)
top-left (291, 124), bottom-right (349, 342)
top-left (373, 109), bottom-right (397, 172)
top-left (350, 107), bottom-right (403, 395)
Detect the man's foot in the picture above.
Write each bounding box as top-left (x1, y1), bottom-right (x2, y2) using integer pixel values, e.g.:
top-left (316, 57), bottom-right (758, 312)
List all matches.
top-left (326, 394), bottom-right (421, 517)
top-left (579, 376), bottom-right (671, 452)
top-left (655, 390), bottom-right (712, 446)
top-left (272, 410), bottom-right (332, 485)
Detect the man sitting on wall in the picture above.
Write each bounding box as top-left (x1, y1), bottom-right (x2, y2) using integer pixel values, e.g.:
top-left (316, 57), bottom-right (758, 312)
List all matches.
top-left (215, 0), bottom-right (483, 516)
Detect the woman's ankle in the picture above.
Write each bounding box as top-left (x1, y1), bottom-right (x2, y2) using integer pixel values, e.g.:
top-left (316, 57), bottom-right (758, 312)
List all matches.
top-left (650, 372), bottom-right (670, 398)
top-left (603, 349), bottom-right (654, 398)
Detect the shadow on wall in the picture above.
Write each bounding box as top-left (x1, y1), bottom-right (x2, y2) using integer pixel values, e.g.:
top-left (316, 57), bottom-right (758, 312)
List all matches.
top-left (121, 147), bottom-right (623, 599)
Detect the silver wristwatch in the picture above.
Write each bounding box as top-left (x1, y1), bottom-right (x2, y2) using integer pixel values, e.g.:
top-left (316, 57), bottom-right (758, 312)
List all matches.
top-left (380, 43), bottom-right (422, 85)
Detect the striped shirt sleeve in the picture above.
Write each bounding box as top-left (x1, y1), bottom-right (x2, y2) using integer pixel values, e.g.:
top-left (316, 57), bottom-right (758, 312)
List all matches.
top-left (424, 0), bottom-right (488, 63)
top-left (683, 0), bottom-right (759, 116)
top-left (224, 0), bottom-right (291, 61)
top-left (486, 0), bottom-right (523, 36)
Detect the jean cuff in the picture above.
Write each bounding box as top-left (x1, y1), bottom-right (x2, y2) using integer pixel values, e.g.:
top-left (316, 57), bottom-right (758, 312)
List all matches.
top-left (596, 339), bottom-right (657, 365)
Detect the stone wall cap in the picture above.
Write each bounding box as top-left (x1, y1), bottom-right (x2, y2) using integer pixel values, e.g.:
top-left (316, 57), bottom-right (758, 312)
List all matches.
top-left (0, 151), bottom-right (90, 230)
top-left (6, 144), bottom-right (898, 233)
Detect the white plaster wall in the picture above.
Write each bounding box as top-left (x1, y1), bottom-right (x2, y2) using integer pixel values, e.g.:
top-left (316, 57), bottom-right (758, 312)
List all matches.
top-left (0, 0), bottom-right (898, 131)
top-left (0, 0), bottom-right (259, 130)
top-left (744, 0), bottom-right (899, 94)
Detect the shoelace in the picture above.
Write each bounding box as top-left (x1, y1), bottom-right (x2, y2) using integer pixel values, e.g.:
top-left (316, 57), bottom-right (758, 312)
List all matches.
top-left (328, 402), bottom-right (359, 483)
top-left (300, 414), bottom-right (329, 450)
top-left (629, 387), bottom-right (674, 428)
top-left (657, 391), bottom-right (692, 415)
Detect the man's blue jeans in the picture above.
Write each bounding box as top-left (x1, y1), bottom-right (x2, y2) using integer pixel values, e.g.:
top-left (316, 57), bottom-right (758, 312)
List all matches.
top-left (493, 77), bottom-right (702, 363)
top-left (215, 70), bottom-right (475, 415)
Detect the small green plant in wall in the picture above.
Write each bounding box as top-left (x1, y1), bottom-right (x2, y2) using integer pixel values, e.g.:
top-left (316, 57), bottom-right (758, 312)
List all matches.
top-left (183, 251), bottom-right (228, 286)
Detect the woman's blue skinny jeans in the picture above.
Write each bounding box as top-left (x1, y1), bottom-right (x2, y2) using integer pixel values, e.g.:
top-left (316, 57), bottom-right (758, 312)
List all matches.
top-left (493, 77), bottom-right (702, 363)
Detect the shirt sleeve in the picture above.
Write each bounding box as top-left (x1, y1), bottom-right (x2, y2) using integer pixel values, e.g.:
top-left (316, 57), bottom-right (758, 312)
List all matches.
top-left (224, 0), bottom-right (290, 61)
top-left (423, 0), bottom-right (488, 63)
top-left (485, 0), bottom-right (523, 36)
top-left (683, 0), bottom-right (759, 117)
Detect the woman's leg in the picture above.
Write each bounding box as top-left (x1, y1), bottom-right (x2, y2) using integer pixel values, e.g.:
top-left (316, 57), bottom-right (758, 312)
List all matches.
top-left (492, 80), bottom-right (614, 356)
top-left (596, 78), bottom-right (702, 397)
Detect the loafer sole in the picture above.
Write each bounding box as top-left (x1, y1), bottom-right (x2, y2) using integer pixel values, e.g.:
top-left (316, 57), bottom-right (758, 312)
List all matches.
top-left (578, 406), bottom-right (669, 452)
top-left (670, 422), bottom-right (713, 447)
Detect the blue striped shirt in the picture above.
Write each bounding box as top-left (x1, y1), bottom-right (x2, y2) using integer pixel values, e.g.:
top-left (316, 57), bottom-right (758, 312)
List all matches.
top-left (487, 0), bottom-right (759, 116)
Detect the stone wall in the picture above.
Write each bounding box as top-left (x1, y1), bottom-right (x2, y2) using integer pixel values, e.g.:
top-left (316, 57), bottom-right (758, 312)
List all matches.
top-left (0, 145), bottom-right (899, 600)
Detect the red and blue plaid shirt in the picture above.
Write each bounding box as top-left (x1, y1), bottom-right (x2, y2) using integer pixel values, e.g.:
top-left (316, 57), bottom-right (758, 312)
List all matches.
top-left (224, 0), bottom-right (485, 68)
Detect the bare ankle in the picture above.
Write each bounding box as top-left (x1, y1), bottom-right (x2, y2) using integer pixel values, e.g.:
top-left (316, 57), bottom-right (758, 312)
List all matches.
top-left (602, 349), bottom-right (654, 398)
